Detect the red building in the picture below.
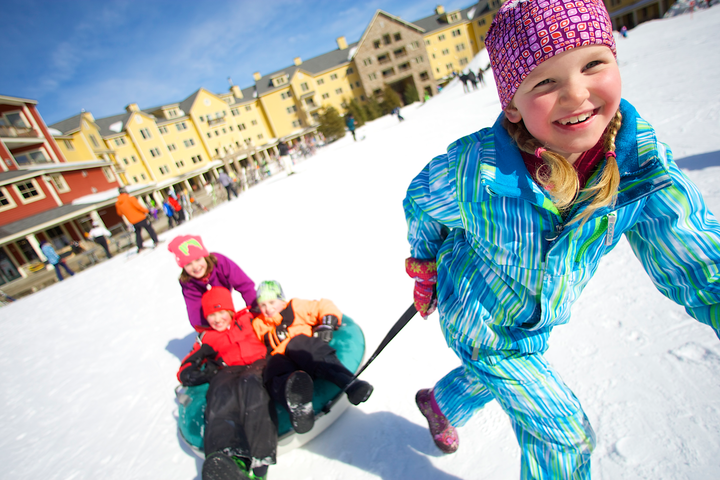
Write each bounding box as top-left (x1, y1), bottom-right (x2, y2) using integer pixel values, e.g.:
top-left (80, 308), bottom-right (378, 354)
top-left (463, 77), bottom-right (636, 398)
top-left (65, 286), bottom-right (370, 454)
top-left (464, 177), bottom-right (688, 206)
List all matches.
top-left (0, 95), bottom-right (123, 286)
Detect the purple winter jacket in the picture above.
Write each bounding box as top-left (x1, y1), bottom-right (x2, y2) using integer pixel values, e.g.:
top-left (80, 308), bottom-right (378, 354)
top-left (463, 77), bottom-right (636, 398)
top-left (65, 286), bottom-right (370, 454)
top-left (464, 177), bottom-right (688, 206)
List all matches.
top-left (180, 252), bottom-right (257, 330)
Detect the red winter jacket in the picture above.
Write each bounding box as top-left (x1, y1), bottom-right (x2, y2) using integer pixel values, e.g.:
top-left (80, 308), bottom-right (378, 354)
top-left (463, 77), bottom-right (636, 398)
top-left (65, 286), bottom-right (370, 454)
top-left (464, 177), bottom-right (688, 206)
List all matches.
top-left (177, 308), bottom-right (267, 384)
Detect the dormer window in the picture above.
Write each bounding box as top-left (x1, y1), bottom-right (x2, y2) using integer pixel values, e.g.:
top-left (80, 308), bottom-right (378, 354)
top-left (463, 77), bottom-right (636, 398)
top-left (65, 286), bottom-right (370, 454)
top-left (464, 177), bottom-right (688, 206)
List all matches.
top-left (272, 75), bottom-right (289, 87)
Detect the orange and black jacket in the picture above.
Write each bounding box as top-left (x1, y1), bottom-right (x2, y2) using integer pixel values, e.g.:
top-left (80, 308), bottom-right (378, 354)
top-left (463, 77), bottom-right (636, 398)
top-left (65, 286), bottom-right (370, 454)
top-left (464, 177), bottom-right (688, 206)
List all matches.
top-left (252, 298), bottom-right (342, 356)
top-left (177, 308), bottom-right (267, 386)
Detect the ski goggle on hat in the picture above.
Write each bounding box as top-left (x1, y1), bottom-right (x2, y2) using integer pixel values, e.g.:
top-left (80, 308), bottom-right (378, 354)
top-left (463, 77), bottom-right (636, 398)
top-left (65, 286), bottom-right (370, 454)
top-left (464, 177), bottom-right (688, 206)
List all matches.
top-left (485, 0), bottom-right (616, 110)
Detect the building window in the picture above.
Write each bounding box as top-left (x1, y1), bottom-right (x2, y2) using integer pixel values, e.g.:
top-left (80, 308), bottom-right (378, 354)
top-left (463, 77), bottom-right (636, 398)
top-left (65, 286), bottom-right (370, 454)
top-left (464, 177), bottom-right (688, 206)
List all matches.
top-left (459, 58), bottom-right (469, 65)
top-left (122, 158), bottom-right (129, 165)
top-left (168, 143), bottom-right (177, 151)
top-left (176, 160), bottom-right (185, 168)
top-left (287, 106), bottom-right (297, 113)
top-left (112, 138), bottom-right (123, 146)
top-left (102, 167), bottom-right (115, 182)
top-left (346, 67), bottom-right (354, 74)
top-left (281, 91), bottom-right (292, 99)
top-left (368, 73), bottom-right (377, 81)
top-left (214, 130), bottom-right (219, 136)
top-left (446, 62), bottom-right (454, 70)
top-left (245, 106), bottom-right (252, 111)
top-left (382, 68), bottom-right (395, 78)
top-left (456, 43), bottom-right (466, 52)
top-left (410, 41), bottom-right (420, 49)
top-left (442, 49), bottom-right (449, 55)
top-left (63, 139), bottom-right (74, 150)
top-left (207, 132), bottom-right (212, 138)
top-left (141, 173), bottom-right (147, 180)
top-left (335, 88), bottom-right (343, 94)
top-left (238, 123), bottom-right (246, 131)
top-left (191, 155), bottom-right (202, 164)
top-left (317, 78), bottom-right (325, 85)
top-left (150, 148), bottom-right (161, 157)
top-left (449, 13), bottom-right (460, 22)
top-left (415, 56), bottom-right (424, 63)
top-left (438, 34), bottom-right (446, 41)
top-left (166, 108), bottom-right (178, 118)
top-left (159, 165), bottom-right (170, 175)
top-left (292, 120), bottom-right (302, 128)
top-left (251, 120), bottom-right (258, 126)
top-left (131, 155), bottom-right (138, 163)
top-left (183, 139), bottom-right (195, 147)
top-left (383, 34), bottom-right (391, 45)
top-left (231, 108), bottom-right (240, 116)
top-left (300, 82), bottom-right (309, 91)
top-left (87, 134), bottom-right (99, 148)
top-left (477, 19), bottom-right (486, 26)
top-left (14, 149), bottom-right (51, 166)
top-left (257, 134), bottom-right (263, 139)
top-left (48, 174), bottom-right (70, 193)
top-left (419, 71), bottom-right (430, 81)
top-left (176, 122), bottom-right (187, 131)
top-left (393, 32), bottom-right (402, 41)
top-left (452, 28), bottom-right (462, 37)
top-left (14, 179), bottom-right (46, 204)
top-left (330, 73), bottom-right (338, 80)
top-left (355, 81), bottom-right (360, 87)
top-left (322, 93), bottom-right (330, 99)
top-left (199, 116), bottom-right (205, 122)
top-left (398, 62), bottom-right (411, 72)
top-left (373, 40), bottom-right (381, 49)
top-left (139, 128), bottom-right (151, 139)
top-left (132, 176), bottom-right (138, 183)
top-left (373, 88), bottom-right (382, 96)
top-left (363, 58), bottom-right (372, 66)
top-left (0, 187), bottom-right (17, 212)
top-left (425, 39), bottom-right (431, 45)
top-left (377, 53), bottom-right (390, 64)
top-left (394, 48), bottom-right (407, 58)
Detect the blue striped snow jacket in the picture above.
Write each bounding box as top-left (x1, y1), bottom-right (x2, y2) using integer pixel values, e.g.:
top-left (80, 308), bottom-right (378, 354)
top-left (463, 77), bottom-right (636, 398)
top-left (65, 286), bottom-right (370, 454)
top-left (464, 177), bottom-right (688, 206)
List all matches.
top-left (404, 99), bottom-right (720, 355)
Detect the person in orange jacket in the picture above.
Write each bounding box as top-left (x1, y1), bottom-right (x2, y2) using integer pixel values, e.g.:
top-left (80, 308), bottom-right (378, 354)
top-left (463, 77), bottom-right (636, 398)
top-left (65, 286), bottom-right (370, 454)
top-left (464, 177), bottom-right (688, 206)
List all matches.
top-left (252, 280), bottom-right (373, 435)
top-left (115, 187), bottom-right (159, 252)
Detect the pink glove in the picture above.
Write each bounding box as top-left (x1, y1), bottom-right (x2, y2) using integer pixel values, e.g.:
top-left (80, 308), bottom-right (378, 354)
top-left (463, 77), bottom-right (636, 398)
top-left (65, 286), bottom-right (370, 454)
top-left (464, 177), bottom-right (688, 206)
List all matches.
top-left (406, 257), bottom-right (438, 319)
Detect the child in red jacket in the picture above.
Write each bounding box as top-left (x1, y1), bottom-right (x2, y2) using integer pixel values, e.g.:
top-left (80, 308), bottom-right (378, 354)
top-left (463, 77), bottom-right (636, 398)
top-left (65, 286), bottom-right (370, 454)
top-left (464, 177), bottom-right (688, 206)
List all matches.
top-left (178, 286), bottom-right (274, 480)
top-left (252, 280), bottom-right (373, 435)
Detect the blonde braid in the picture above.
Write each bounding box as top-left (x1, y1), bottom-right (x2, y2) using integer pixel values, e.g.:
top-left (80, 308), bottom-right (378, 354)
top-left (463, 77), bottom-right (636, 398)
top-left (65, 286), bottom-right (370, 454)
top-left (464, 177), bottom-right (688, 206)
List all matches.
top-left (502, 109), bottom-right (623, 224)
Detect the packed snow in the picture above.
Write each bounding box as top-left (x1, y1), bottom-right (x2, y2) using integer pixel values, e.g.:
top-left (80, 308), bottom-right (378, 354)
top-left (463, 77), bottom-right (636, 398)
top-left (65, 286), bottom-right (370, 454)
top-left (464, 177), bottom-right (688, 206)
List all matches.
top-left (2, 8), bottom-right (720, 480)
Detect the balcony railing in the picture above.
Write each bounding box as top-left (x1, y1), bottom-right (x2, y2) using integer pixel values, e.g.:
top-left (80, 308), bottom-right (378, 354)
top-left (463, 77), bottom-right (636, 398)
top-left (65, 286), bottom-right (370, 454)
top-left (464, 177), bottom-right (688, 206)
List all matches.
top-left (207, 117), bottom-right (226, 126)
top-left (0, 125), bottom-right (38, 138)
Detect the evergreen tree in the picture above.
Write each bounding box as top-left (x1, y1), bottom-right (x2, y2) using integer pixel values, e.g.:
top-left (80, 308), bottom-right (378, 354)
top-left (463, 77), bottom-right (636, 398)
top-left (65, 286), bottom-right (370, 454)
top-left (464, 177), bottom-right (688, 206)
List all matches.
top-left (381, 86), bottom-right (403, 114)
top-left (318, 106), bottom-right (346, 142)
top-left (345, 98), bottom-right (366, 127)
top-left (403, 83), bottom-right (420, 105)
top-left (364, 96), bottom-right (383, 121)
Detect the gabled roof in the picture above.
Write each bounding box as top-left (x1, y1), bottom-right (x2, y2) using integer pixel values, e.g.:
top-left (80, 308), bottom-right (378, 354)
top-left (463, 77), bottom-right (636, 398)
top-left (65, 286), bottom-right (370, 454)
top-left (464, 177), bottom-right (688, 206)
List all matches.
top-left (179, 89), bottom-right (202, 115)
top-left (253, 41), bottom-right (359, 97)
top-left (411, 2), bottom-right (485, 34)
top-left (94, 112), bottom-right (132, 137)
top-left (354, 10), bottom-right (426, 56)
top-left (49, 114), bottom-right (82, 135)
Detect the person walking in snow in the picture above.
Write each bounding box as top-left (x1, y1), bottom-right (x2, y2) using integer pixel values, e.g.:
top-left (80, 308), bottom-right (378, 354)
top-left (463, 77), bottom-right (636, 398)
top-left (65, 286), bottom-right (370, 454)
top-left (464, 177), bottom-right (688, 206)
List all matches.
top-left (459, 72), bottom-right (470, 93)
top-left (345, 114), bottom-right (357, 141)
top-left (252, 280), bottom-right (373, 434)
top-left (40, 241), bottom-right (74, 281)
top-left (392, 106), bottom-right (405, 122)
top-left (178, 286), bottom-right (275, 480)
top-left (403, 1), bottom-right (720, 477)
top-left (87, 220), bottom-right (112, 258)
top-left (168, 234), bottom-right (257, 332)
top-left (162, 198), bottom-right (178, 229)
top-left (277, 142), bottom-right (294, 174)
top-left (218, 169), bottom-right (239, 199)
top-left (476, 67), bottom-right (485, 86)
top-left (115, 187), bottom-right (159, 253)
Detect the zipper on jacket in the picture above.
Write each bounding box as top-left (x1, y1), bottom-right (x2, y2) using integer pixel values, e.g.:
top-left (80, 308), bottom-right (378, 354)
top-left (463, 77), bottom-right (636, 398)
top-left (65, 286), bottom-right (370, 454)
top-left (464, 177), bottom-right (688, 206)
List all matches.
top-left (573, 211), bottom-right (617, 262)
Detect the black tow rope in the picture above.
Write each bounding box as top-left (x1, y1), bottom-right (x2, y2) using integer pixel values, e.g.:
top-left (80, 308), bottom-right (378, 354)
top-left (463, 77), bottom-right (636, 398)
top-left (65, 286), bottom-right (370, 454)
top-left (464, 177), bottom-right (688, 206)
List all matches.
top-left (319, 303), bottom-right (418, 416)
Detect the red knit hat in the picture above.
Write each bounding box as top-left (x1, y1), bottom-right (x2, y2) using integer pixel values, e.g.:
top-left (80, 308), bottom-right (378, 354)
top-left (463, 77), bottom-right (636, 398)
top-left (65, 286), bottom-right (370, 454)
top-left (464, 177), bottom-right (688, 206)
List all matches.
top-left (168, 235), bottom-right (209, 267)
top-left (202, 286), bottom-right (235, 317)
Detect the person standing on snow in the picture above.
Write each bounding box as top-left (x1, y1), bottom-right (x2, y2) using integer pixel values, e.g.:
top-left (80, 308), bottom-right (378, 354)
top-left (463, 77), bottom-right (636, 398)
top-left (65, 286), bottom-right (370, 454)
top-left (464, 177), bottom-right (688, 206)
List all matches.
top-left (168, 234), bottom-right (257, 331)
top-left (40, 241), bottom-right (74, 281)
top-left (404, 0), bottom-right (720, 477)
top-left (345, 114), bottom-right (357, 141)
top-left (217, 169), bottom-right (239, 199)
top-left (115, 187), bottom-right (159, 253)
top-left (87, 220), bottom-right (112, 258)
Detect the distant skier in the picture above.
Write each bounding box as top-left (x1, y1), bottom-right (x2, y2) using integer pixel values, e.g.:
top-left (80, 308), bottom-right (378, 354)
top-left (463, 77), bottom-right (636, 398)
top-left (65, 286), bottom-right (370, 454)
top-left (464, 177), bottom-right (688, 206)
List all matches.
top-left (115, 187), bottom-right (159, 253)
top-left (459, 72), bottom-right (470, 93)
top-left (345, 113), bottom-right (357, 141)
top-left (392, 106), bottom-right (405, 122)
top-left (87, 220), bottom-right (112, 258)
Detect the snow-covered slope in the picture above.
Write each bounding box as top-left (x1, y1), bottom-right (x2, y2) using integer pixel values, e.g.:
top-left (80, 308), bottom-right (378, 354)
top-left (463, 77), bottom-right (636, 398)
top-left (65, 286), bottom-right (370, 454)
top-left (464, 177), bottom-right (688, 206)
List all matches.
top-left (1, 7), bottom-right (719, 480)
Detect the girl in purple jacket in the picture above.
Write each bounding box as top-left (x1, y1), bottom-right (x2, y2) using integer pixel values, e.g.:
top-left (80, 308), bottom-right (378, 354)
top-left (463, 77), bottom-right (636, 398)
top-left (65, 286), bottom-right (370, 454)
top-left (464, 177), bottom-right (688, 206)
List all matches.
top-left (168, 234), bottom-right (257, 331)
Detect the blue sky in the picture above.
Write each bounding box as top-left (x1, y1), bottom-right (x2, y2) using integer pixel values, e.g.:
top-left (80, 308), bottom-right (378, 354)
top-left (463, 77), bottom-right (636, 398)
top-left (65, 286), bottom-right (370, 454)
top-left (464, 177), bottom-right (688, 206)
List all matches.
top-left (1, 0), bottom-right (472, 125)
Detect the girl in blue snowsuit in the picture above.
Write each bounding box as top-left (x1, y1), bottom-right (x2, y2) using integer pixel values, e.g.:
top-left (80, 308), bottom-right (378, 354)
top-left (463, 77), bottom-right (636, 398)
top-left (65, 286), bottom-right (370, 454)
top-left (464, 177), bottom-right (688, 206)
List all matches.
top-left (404, 1), bottom-right (720, 478)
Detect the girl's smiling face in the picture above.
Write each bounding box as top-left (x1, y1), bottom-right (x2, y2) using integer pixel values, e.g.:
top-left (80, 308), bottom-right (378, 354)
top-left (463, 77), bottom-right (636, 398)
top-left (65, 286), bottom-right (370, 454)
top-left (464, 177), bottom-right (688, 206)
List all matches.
top-left (504, 45), bottom-right (622, 164)
top-left (183, 257), bottom-right (208, 279)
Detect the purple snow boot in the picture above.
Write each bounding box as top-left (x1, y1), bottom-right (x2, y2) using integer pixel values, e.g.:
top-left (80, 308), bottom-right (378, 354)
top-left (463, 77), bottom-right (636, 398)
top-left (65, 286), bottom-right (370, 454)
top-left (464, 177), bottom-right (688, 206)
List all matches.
top-left (415, 388), bottom-right (459, 454)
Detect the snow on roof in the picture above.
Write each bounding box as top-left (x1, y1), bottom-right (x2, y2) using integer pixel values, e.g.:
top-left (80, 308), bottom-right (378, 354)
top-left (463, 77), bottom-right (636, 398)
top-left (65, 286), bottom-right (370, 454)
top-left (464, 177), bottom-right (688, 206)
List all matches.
top-left (109, 121), bottom-right (123, 133)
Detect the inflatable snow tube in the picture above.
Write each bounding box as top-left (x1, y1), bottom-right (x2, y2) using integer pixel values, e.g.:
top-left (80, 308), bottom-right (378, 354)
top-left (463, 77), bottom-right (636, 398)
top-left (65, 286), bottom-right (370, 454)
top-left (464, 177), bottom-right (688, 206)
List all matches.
top-left (176, 315), bottom-right (366, 456)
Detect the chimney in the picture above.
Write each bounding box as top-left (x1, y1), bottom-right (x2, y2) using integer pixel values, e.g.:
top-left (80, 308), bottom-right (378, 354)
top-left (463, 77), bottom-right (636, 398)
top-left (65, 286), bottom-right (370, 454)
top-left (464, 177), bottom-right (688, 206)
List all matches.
top-left (294, 57), bottom-right (302, 66)
top-left (336, 36), bottom-right (348, 50)
top-left (81, 111), bottom-right (95, 122)
top-left (125, 103), bottom-right (139, 113)
top-left (435, 5), bottom-right (445, 15)
top-left (231, 85), bottom-right (243, 99)
top-left (253, 72), bottom-right (262, 82)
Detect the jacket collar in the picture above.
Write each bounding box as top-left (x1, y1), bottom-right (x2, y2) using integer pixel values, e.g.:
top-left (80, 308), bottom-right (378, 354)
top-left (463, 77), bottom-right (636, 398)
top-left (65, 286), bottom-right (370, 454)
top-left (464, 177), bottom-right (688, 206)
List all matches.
top-left (475, 99), bottom-right (672, 212)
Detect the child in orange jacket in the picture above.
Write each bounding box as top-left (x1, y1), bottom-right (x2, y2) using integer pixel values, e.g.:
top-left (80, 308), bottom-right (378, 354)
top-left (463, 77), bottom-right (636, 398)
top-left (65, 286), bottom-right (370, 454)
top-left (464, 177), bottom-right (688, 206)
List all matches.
top-left (252, 280), bottom-right (373, 434)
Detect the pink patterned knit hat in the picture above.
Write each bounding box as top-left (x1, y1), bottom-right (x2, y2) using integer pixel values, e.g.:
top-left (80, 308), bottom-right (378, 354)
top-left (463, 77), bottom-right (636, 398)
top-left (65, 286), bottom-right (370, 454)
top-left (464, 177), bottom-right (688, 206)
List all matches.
top-left (486, 0), bottom-right (616, 109)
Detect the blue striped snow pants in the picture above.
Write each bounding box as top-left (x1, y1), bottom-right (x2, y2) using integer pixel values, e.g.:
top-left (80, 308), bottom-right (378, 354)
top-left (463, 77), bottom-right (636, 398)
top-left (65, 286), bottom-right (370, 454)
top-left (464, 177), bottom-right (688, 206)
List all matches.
top-left (434, 341), bottom-right (595, 479)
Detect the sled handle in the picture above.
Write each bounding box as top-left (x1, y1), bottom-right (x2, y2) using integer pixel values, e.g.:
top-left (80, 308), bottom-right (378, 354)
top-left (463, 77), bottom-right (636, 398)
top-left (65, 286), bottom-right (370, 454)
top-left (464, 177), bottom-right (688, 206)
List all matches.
top-left (319, 303), bottom-right (418, 417)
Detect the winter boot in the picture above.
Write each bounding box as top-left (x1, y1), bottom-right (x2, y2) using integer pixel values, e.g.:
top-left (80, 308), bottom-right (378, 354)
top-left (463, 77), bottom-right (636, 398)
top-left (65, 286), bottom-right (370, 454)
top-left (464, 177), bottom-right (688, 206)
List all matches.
top-left (284, 371), bottom-right (315, 434)
top-left (201, 452), bottom-right (250, 480)
top-left (416, 388), bottom-right (459, 454)
top-left (345, 380), bottom-right (374, 405)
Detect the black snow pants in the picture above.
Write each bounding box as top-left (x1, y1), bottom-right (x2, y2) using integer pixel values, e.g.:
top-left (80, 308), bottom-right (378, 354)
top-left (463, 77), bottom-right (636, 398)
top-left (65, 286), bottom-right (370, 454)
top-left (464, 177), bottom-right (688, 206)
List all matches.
top-left (263, 334), bottom-right (355, 406)
top-left (204, 360), bottom-right (277, 467)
